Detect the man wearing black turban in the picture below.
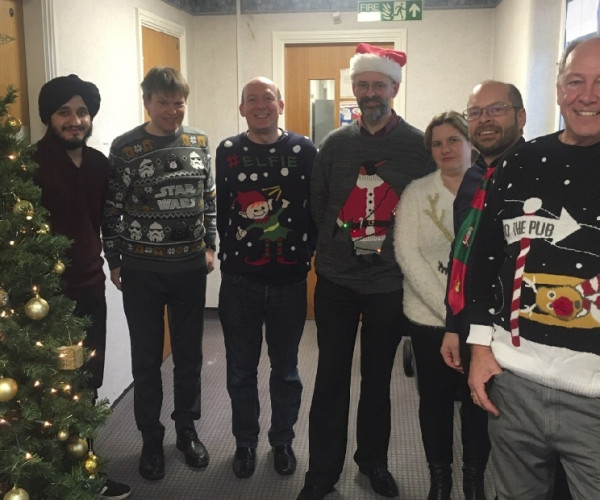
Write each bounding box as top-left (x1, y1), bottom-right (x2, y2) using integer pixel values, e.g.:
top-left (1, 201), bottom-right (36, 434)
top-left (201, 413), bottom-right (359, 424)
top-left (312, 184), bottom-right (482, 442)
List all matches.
top-left (33, 75), bottom-right (131, 500)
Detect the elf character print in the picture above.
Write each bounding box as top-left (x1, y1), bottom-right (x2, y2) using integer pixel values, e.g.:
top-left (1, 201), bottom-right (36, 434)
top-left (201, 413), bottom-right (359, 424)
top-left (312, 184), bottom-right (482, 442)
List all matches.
top-left (235, 189), bottom-right (296, 266)
top-left (336, 160), bottom-right (399, 256)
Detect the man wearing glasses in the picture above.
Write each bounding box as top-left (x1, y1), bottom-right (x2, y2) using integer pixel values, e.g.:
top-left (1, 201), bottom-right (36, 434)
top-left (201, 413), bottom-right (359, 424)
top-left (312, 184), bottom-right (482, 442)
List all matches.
top-left (441, 80), bottom-right (525, 500)
top-left (442, 80), bottom-right (571, 499)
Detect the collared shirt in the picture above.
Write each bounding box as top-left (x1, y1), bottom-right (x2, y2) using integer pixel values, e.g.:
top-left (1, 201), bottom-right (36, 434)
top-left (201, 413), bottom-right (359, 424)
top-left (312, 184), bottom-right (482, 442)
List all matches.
top-left (358, 109), bottom-right (400, 137)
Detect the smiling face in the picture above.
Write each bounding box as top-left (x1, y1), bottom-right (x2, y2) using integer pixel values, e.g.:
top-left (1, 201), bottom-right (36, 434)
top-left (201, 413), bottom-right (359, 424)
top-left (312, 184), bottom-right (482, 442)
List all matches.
top-left (49, 95), bottom-right (92, 150)
top-left (144, 92), bottom-right (186, 136)
top-left (467, 82), bottom-right (525, 164)
top-left (240, 78), bottom-right (283, 139)
top-left (430, 123), bottom-right (472, 175)
top-left (557, 37), bottom-right (600, 146)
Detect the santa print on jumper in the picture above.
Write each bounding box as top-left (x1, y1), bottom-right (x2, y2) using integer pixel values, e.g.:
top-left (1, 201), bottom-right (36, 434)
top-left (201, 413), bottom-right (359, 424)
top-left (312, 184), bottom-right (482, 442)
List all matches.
top-left (336, 159), bottom-right (399, 256)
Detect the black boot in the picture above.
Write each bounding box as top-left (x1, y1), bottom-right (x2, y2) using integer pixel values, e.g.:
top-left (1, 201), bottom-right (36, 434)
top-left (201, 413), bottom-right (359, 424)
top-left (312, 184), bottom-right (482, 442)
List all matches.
top-left (463, 464), bottom-right (486, 500)
top-left (428, 463), bottom-right (452, 500)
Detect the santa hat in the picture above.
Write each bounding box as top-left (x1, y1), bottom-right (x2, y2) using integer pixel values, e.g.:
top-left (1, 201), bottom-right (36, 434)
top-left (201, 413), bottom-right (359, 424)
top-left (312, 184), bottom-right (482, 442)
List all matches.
top-left (349, 43), bottom-right (406, 83)
top-left (236, 190), bottom-right (266, 211)
top-left (38, 74), bottom-right (101, 125)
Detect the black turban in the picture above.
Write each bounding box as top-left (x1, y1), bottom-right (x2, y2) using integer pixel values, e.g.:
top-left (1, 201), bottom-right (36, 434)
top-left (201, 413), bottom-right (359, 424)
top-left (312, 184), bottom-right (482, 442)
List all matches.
top-left (38, 74), bottom-right (101, 125)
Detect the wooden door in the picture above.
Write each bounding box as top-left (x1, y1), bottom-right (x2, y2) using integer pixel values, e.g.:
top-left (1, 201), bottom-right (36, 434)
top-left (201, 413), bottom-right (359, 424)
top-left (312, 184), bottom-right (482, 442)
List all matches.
top-left (141, 26), bottom-right (181, 358)
top-left (0, 0), bottom-right (29, 128)
top-left (284, 42), bottom-right (394, 319)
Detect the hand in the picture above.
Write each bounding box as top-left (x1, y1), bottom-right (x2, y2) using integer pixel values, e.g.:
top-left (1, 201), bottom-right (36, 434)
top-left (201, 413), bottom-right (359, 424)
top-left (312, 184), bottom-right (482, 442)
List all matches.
top-left (468, 344), bottom-right (502, 416)
top-left (206, 248), bottom-right (215, 274)
top-left (441, 332), bottom-right (463, 373)
top-left (110, 267), bottom-right (122, 291)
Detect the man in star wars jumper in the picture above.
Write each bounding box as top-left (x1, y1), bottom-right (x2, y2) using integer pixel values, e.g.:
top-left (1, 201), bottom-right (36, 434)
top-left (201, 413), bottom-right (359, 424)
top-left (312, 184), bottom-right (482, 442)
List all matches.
top-left (102, 67), bottom-right (216, 481)
top-left (297, 43), bottom-right (433, 500)
top-left (34, 75), bottom-right (131, 499)
top-left (467, 37), bottom-right (600, 499)
top-left (216, 76), bottom-right (317, 480)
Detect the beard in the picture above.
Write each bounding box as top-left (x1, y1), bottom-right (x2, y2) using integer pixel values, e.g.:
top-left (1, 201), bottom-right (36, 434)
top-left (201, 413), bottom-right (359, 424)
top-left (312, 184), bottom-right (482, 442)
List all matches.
top-left (50, 123), bottom-right (93, 150)
top-left (471, 120), bottom-right (520, 160)
top-left (358, 96), bottom-right (390, 125)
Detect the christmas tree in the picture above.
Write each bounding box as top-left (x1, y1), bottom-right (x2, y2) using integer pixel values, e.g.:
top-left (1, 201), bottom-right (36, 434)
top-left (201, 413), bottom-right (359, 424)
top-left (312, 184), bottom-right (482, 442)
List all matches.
top-left (0, 88), bottom-right (110, 500)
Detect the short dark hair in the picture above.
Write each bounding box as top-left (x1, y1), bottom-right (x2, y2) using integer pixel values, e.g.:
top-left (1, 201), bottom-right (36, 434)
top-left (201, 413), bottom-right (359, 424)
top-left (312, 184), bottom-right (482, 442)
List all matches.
top-left (141, 66), bottom-right (189, 101)
top-left (423, 111), bottom-right (469, 153)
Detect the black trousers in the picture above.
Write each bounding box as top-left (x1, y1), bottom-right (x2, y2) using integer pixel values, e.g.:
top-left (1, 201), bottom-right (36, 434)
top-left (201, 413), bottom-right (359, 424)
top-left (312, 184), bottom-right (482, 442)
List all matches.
top-left (74, 293), bottom-right (107, 393)
top-left (121, 267), bottom-right (207, 444)
top-left (305, 275), bottom-right (404, 488)
top-left (409, 322), bottom-right (490, 468)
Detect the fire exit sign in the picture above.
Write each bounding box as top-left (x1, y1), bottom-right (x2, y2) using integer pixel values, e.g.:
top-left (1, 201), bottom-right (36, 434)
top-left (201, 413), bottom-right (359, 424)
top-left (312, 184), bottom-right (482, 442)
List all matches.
top-left (357, 1), bottom-right (423, 22)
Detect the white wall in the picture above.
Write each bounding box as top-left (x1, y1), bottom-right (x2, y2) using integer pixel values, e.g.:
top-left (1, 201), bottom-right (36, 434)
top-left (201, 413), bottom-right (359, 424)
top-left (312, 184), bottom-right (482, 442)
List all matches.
top-left (21, 0), bottom-right (566, 404)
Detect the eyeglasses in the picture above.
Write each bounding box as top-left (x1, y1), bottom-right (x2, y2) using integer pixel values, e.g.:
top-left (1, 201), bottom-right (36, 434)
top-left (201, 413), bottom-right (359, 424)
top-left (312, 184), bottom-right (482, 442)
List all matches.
top-left (462, 103), bottom-right (519, 121)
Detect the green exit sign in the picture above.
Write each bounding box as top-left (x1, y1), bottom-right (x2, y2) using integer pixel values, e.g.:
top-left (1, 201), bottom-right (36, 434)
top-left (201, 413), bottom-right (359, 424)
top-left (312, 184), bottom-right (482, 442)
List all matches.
top-left (358, 1), bottom-right (423, 22)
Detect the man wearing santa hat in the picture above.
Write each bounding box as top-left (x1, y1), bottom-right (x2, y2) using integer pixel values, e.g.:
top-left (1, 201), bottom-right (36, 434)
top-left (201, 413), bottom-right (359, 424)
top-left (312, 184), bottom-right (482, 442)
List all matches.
top-left (297, 43), bottom-right (433, 500)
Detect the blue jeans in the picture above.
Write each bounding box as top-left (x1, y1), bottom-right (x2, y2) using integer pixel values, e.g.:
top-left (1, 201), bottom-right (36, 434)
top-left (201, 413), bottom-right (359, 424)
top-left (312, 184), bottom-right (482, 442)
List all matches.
top-left (121, 267), bottom-right (206, 444)
top-left (306, 274), bottom-right (404, 488)
top-left (219, 273), bottom-right (306, 448)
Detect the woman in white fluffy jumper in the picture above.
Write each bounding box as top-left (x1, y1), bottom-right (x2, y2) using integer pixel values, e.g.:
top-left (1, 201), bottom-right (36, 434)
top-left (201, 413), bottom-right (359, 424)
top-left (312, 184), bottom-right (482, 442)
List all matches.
top-left (394, 111), bottom-right (474, 500)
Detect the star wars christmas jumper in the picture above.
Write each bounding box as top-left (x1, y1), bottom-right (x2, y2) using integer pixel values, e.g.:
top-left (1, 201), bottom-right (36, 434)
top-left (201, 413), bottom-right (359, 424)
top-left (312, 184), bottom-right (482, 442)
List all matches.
top-left (102, 124), bottom-right (216, 272)
top-left (311, 119), bottom-right (433, 294)
top-left (215, 131), bottom-right (317, 285)
top-left (468, 132), bottom-right (600, 397)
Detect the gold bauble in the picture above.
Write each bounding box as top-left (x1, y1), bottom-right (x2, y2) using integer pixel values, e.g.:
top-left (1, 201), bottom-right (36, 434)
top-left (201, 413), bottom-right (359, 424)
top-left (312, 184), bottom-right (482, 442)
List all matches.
top-left (82, 451), bottom-right (100, 478)
top-left (53, 260), bottom-right (66, 276)
top-left (12, 200), bottom-right (34, 220)
top-left (0, 377), bottom-right (18, 402)
top-left (5, 115), bottom-right (22, 134)
top-left (3, 486), bottom-right (29, 500)
top-left (66, 437), bottom-right (88, 459)
top-left (37, 223), bottom-right (51, 234)
top-left (56, 429), bottom-right (69, 441)
top-left (0, 287), bottom-right (8, 306)
top-left (24, 295), bottom-right (49, 320)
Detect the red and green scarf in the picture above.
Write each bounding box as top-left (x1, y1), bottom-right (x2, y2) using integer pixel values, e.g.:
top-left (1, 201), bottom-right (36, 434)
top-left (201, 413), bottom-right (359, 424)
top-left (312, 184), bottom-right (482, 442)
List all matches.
top-left (447, 166), bottom-right (496, 315)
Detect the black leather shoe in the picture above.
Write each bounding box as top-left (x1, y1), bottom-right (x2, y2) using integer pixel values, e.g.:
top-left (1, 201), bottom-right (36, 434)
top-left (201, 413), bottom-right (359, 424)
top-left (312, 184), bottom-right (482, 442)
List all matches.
top-left (296, 484), bottom-right (335, 500)
top-left (232, 447), bottom-right (256, 478)
top-left (359, 467), bottom-right (399, 498)
top-left (273, 444), bottom-right (297, 475)
top-left (176, 428), bottom-right (209, 469)
top-left (139, 443), bottom-right (165, 481)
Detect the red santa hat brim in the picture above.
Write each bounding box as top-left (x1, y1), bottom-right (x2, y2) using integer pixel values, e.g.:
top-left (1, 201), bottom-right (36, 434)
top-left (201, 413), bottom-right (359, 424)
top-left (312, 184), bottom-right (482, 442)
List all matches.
top-left (350, 43), bottom-right (406, 83)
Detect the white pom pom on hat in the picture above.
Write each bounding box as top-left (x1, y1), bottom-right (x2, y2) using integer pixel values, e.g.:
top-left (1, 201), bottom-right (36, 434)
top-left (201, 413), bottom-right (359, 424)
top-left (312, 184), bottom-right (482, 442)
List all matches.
top-left (349, 43), bottom-right (406, 83)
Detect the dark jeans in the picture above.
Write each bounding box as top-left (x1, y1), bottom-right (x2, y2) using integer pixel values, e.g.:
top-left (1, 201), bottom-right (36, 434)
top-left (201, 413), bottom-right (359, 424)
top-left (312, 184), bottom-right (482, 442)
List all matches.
top-left (305, 274), bottom-right (404, 488)
top-left (218, 273), bottom-right (305, 448)
top-left (409, 322), bottom-right (489, 468)
top-left (121, 267), bottom-right (206, 444)
top-left (74, 293), bottom-right (107, 393)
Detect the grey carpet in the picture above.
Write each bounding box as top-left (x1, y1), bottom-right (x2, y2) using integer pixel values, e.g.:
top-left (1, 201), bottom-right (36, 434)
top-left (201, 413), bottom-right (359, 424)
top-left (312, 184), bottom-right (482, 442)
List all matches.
top-left (95, 309), bottom-right (495, 499)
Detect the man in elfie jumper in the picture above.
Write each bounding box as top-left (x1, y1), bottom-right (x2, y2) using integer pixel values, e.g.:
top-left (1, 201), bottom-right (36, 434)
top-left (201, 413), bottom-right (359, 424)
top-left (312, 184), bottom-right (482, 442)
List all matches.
top-left (297, 43), bottom-right (433, 500)
top-left (215, 76), bottom-right (317, 479)
top-left (34, 75), bottom-right (131, 499)
top-left (467, 37), bottom-right (600, 498)
top-left (102, 67), bottom-right (216, 481)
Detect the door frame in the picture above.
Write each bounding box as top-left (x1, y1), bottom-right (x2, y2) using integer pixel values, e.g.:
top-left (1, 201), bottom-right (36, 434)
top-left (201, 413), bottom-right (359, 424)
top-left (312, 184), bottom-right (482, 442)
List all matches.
top-left (136, 9), bottom-right (187, 123)
top-left (273, 29), bottom-right (407, 129)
